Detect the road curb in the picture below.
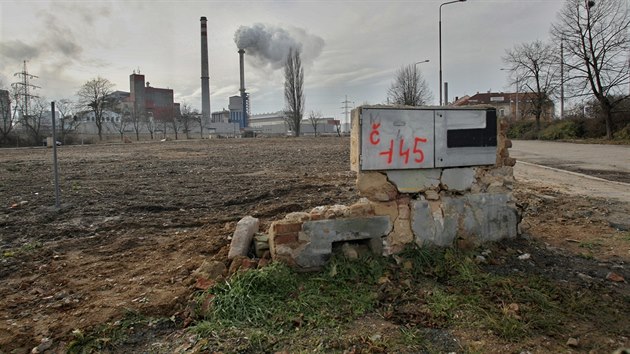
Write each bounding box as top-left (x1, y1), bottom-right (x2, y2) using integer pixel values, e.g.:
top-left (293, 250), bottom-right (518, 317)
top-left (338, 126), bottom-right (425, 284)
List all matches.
top-left (516, 160), bottom-right (630, 188)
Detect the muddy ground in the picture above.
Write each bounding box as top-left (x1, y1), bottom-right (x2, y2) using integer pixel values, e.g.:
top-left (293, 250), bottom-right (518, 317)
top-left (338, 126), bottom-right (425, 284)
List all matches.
top-left (0, 137), bottom-right (628, 353)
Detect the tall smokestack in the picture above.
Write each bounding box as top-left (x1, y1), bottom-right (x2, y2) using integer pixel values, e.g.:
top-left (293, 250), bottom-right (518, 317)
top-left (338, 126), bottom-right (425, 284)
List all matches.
top-left (238, 49), bottom-right (248, 127)
top-left (200, 17), bottom-right (210, 122)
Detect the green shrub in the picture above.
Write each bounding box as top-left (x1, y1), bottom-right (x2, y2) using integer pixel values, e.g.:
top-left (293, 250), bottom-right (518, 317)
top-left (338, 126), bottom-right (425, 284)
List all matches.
top-left (614, 124), bottom-right (630, 140)
top-left (507, 120), bottom-right (539, 140)
top-left (538, 120), bottom-right (582, 140)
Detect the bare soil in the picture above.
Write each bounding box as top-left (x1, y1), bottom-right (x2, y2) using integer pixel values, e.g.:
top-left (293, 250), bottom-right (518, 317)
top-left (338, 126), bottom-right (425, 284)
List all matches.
top-left (0, 137), bottom-right (628, 353)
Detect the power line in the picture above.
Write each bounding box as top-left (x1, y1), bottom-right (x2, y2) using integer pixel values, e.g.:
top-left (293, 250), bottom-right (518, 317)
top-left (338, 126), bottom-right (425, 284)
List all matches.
top-left (11, 60), bottom-right (40, 120)
top-left (340, 95), bottom-right (355, 131)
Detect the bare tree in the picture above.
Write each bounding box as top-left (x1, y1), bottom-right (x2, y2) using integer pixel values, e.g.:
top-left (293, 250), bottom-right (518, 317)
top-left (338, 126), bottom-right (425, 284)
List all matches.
top-left (308, 110), bottom-right (322, 136)
top-left (21, 96), bottom-right (48, 145)
top-left (503, 40), bottom-right (560, 130)
top-left (551, 0), bottom-right (630, 139)
top-left (146, 112), bottom-right (156, 140)
top-left (284, 47), bottom-right (304, 137)
top-left (129, 103), bottom-right (143, 141)
top-left (387, 64), bottom-right (433, 106)
top-left (55, 98), bottom-right (80, 144)
top-left (111, 102), bottom-right (129, 141)
top-left (179, 103), bottom-right (195, 139)
top-left (171, 115), bottom-right (181, 140)
top-left (76, 77), bottom-right (115, 141)
top-left (0, 86), bottom-right (15, 145)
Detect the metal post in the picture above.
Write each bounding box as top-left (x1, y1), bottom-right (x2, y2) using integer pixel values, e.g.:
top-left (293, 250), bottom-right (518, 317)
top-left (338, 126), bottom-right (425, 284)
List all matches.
top-left (560, 39), bottom-right (564, 119)
top-left (51, 102), bottom-right (60, 209)
top-left (439, 0), bottom-right (466, 107)
top-left (515, 77), bottom-right (519, 121)
top-left (439, 11), bottom-right (443, 106)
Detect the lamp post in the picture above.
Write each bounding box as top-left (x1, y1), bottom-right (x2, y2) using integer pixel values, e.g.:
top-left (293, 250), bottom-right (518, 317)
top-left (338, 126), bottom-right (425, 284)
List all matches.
top-left (439, 0), bottom-right (466, 106)
top-left (415, 59), bottom-right (430, 67)
top-left (500, 68), bottom-right (519, 121)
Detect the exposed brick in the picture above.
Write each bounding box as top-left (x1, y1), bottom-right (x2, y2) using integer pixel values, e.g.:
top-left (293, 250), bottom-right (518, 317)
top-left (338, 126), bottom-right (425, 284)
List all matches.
top-left (273, 233), bottom-right (299, 245)
top-left (272, 222), bottom-right (302, 234)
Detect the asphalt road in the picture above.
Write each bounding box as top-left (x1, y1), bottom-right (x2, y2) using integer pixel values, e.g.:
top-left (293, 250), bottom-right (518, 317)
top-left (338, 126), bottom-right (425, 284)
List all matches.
top-left (510, 140), bottom-right (630, 175)
top-left (510, 140), bottom-right (630, 203)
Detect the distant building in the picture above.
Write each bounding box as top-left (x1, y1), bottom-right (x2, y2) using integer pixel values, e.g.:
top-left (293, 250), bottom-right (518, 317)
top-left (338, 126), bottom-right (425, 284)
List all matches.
top-left (248, 111), bottom-right (339, 136)
top-left (0, 89), bottom-right (10, 123)
top-left (453, 91), bottom-right (554, 122)
top-left (211, 109), bottom-right (230, 123)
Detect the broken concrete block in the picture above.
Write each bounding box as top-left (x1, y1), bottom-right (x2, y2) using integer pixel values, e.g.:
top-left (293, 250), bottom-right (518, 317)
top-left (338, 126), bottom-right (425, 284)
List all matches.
top-left (292, 216), bottom-right (392, 269)
top-left (228, 216), bottom-right (259, 260)
top-left (356, 171), bottom-right (398, 202)
top-left (385, 169), bottom-right (441, 193)
top-left (411, 193), bottom-right (518, 248)
top-left (441, 167), bottom-right (475, 192)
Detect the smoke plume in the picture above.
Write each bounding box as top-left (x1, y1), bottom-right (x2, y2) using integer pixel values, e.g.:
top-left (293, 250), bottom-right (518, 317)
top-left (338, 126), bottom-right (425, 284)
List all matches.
top-left (234, 23), bottom-right (325, 70)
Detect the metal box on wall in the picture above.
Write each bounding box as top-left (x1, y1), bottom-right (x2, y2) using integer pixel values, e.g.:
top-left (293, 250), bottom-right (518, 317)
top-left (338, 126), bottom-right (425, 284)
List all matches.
top-left (357, 106), bottom-right (497, 171)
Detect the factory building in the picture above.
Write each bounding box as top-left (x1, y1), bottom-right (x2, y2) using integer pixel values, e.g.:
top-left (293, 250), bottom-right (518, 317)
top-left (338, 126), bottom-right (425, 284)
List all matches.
top-left (247, 111), bottom-right (340, 136)
top-left (129, 73), bottom-right (179, 123)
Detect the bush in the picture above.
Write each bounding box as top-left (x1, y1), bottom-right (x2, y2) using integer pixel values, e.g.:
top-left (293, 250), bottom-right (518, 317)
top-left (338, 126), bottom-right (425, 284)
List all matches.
top-left (614, 124), bottom-right (630, 140)
top-left (507, 120), bottom-right (539, 140)
top-left (538, 120), bottom-right (583, 140)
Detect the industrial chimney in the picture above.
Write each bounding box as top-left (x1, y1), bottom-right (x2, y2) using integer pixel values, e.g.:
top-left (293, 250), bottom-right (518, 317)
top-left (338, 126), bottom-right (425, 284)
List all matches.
top-left (200, 17), bottom-right (210, 122)
top-left (238, 49), bottom-right (248, 127)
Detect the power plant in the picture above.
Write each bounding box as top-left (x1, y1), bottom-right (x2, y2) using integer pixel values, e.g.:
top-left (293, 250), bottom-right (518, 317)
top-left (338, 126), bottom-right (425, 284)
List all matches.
top-left (238, 49), bottom-right (249, 128)
top-left (200, 17), bottom-right (211, 122)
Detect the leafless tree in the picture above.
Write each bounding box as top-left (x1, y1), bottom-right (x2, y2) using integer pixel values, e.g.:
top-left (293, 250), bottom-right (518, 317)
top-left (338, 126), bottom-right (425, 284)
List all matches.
top-left (284, 47), bottom-right (305, 137)
top-left (551, 0), bottom-right (630, 139)
top-left (146, 112), bottom-right (156, 140)
top-left (55, 98), bottom-right (80, 144)
top-left (21, 96), bottom-right (48, 145)
top-left (76, 77), bottom-right (115, 141)
top-left (308, 110), bottom-right (322, 136)
top-left (387, 64), bottom-right (433, 106)
top-left (0, 85), bottom-right (15, 145)
top-left (503, 40), bottom-right (560, 130)
top-left (179, 103), bottom-right (195, 139)
top-left (129, 103), bottom-right (143, 141)
top-left (111, 102), bottom-right (130, 141)
top-left (171, 114), bottom-right (181, 140)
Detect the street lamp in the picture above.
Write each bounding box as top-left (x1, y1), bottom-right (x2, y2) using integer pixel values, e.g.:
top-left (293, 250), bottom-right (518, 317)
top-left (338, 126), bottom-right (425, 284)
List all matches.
top-left (439, 0), bottom-right (466, 106)
top-left (500, 68), bottom-right (519, 121)
top-left (415, 59), bottom-right (430, 67)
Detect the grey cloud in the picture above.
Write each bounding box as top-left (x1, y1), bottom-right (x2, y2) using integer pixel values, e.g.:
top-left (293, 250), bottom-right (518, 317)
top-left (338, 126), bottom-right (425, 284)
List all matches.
top-left (0, 40), bottom-right (41, 61)
top-left (234, 23), bottom-right (325, 70)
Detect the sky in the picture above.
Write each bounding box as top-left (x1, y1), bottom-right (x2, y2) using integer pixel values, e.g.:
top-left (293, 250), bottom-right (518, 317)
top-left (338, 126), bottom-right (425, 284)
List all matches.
top-left (0, 0), bottom-right (566, 124)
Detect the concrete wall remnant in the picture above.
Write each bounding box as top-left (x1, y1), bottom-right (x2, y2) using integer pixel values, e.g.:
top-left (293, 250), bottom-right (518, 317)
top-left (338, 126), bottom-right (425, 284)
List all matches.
top-left (264, 105), bottom-right (520, 270)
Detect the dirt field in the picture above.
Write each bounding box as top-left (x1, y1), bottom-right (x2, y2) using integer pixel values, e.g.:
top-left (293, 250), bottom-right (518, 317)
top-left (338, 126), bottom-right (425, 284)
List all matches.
top-left (1, 137), bottom-right (628, 353)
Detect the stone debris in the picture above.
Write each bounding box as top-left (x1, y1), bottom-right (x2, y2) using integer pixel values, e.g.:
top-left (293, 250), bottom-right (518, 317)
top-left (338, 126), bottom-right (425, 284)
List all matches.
top-left (31, 338), bottom-right (53, 353)
top-left (606, 272), bottom-right (625, 282)
top-left (566, 337), bottom-right (579, 347)
top-left (227, 216), bottom-right (259, 260)
top-left (517, 253), bottom-right (531, 260)
top-left (253, 233), bottom-right (269, 258)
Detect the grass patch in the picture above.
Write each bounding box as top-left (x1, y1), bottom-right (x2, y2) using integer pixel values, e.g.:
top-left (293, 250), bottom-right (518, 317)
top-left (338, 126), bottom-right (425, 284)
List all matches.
top-left (188, 246), bottom-right (628, 352)
top-left (66, 311), bottom-right (174, 353)
top-left (2, 242), bottom-right (42, 258)
top-left (191, 256), bottom-right (387, 352)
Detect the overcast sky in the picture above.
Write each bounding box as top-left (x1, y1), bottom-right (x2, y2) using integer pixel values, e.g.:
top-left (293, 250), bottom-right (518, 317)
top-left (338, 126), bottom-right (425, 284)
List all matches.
top-left (0, 0), bottom-right (566, 122)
